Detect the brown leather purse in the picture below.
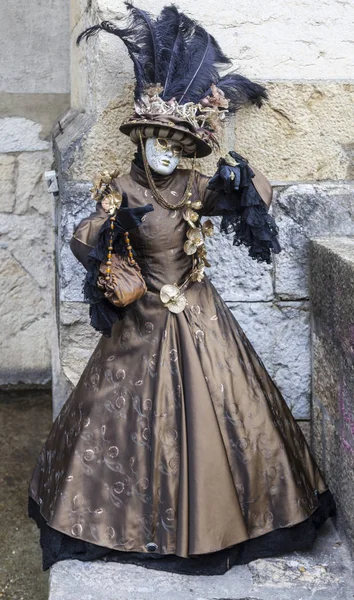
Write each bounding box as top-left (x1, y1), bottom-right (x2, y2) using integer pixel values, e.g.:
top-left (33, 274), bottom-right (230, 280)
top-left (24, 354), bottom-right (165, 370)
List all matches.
top-left (97, 224), bottom-right (147, 308)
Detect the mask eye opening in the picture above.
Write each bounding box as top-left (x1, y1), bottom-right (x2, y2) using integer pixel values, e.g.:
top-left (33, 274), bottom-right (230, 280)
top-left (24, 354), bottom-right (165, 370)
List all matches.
top-left (171, 144), bottom-right (183, 156)
top-left (155, 138), bottom-right (168, 151)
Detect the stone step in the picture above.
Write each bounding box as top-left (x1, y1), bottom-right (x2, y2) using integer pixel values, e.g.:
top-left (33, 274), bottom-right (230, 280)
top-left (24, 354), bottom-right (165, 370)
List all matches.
top-left (49, 519), bottom-right (354, 600)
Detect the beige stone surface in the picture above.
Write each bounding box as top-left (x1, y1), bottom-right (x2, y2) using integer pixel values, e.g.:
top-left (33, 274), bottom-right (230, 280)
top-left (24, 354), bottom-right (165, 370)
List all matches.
top-left (71, 0), bottom-right (354, 113)
top-left (0, 248), bottom-right (51, 385)
top-left (15, 151), bottom-right (53, 215)
top-left (0, 151), bottom-right (54, 385)
top-left (0, 117), bottom-right (50, 153)
top-left (70, 1), bottom-right (354, 182)
top-left (0, 154), bottom-right (16, 213)
top-left (1, 0), bottom-right (70, 94)
top-left (69, 82), bottom-right (354, 183)
top-left (235, 82), bottom-right (354, 181)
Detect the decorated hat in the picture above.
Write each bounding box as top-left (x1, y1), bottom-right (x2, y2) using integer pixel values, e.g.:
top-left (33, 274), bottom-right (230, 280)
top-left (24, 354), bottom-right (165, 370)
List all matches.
top-left (77, 3), bottom-right (267, 158)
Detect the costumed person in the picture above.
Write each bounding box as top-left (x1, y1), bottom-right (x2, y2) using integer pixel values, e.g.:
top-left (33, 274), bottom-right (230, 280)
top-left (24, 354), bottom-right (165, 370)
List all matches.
top-left (28, 3), bottom-right (335, 575)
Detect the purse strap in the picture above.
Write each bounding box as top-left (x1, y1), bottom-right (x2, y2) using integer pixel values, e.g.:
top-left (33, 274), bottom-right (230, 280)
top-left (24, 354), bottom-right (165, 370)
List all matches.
top-left (90, 169), bottom-right (137, 278)
top-left (103, 213), bottom-right (136, 282)
top-left (123, 231), bottom-right (136, 265)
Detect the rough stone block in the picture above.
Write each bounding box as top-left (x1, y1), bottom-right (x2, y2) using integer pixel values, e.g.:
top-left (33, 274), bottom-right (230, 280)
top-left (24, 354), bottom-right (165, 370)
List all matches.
top-left (310, 238), bottom-right (354, 354)
top-left (0, 153), bottom-right (16, 212)
top-left (0, 212), bottom-right (53, 384)
top-left (0, 150), bottom-right (54, 385)
top-left (0, 213), bottom-right (53, 289)
top-left (310, 238), bottom-right (354, 553)
top-left (312, 334), bottom-right (346, 423)
top-left (0, 117), bottom-right (50, 152)
top-left (298, 421), bottom-right (311, 447)
top-left (0, 248), bottom-right (51, 385)
top-left (313, 400), bottom-right (354, 553)
top-left (274, 184), bottom-right (354, 299)
top-left (15, 151), bottom-right (53, 215)
top-left (69, 83), bottom-right (354, 184)
top-left (235, 83), bottom-right (354, 181)
top-left (59, 180), bottom-right (93, 302)
top-left (230, 301), bottom-right (310, 419)
top-left (71, 17), bottom-right (354, 182)
top-left (60, 301), bottom-right (100, 388)
top-left (73, 0), bottom-right (354, 110)
top-left (206, 218), bottom-right (274, 302)
top-left (311, 402), bottom-right (325, 474)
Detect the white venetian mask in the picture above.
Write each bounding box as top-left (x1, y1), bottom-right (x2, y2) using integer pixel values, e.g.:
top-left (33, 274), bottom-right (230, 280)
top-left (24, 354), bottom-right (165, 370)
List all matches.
top-left (145, 137), bottom-right (182, 175)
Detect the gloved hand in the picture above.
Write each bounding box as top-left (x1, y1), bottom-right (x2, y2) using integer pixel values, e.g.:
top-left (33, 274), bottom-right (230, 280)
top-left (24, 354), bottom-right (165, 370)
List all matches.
top-left (115, 192), bottom-right (154, 231)
top-left (208, 151), bottom-right (254, 195)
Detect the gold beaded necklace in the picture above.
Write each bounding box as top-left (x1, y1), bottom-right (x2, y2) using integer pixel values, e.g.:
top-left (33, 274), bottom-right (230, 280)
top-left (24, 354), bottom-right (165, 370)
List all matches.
top-left (139, 130), bottom-right (196, 211)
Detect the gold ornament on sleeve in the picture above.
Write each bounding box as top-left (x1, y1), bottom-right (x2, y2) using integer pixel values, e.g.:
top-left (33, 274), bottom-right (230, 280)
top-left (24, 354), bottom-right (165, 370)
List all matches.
top-left (90, 168), bottom-right (122, 214)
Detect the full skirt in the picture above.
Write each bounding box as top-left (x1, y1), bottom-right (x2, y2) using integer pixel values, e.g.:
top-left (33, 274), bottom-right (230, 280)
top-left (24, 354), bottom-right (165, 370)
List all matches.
top-left (28, 277), bottom-right (334, 573)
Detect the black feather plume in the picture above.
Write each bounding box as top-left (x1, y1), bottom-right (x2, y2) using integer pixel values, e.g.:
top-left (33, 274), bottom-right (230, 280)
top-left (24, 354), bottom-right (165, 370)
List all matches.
top-left (76, 24), bottom-right (105, 45)
top-left (214, 73), bottom-right (268, 110)
top-left (155, 6), bottom-right (183, 95)
top-left (76, 16), bottom-right (150, 100)
top-left (76, 3), bottom-right (268, 110)
top-left (160, 10), bottom-right (196, 100)
top-left (123, 2), bottom-right (159, 84)
top-left (177, 22), bottom-right (230, 103)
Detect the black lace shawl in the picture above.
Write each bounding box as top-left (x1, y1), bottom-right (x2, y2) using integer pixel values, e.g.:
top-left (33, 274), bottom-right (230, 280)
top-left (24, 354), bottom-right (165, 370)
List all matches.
top-left (207, 151), bottom-right (281, 264)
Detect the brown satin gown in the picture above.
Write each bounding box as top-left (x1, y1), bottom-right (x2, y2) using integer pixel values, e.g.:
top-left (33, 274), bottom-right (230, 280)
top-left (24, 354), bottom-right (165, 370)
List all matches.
top-left (29, 161), bottom-right (328, 561)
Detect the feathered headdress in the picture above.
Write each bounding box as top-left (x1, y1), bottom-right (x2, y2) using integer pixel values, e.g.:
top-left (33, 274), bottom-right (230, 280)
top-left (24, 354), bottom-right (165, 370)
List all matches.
top-left (77, 3), bottom-right (267, 157)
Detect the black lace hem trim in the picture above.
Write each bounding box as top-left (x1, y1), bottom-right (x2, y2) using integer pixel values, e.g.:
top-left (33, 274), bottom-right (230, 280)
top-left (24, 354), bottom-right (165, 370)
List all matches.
top-left (29, 490), bottom-right (335, 576)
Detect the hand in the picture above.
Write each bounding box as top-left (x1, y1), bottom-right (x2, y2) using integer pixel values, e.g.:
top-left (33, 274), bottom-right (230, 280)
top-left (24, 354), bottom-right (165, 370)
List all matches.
top-left (116, 192), bottom-right (154, 231)
top-left (208, 151), bottom-right (254, 194)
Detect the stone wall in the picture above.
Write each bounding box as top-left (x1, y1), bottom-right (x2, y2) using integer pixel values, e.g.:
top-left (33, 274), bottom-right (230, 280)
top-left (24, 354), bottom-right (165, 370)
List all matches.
top-left (51, 0), bottom-right (354, 417)
top-left (310, 238), bottom-right (354, 553)
top-left (0, 0), bottom-right (70, 385)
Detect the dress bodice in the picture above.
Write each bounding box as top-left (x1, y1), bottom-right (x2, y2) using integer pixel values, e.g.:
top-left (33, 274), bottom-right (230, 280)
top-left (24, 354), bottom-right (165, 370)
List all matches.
top-left (112, 163), bottom-right (211, 292)
top-left (71, 162), bottom-right (218, 293)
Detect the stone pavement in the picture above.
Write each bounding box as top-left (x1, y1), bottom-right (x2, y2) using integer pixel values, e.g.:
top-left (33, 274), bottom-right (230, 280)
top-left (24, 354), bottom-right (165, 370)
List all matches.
top-left (49, 519), bottom-right (354, 600)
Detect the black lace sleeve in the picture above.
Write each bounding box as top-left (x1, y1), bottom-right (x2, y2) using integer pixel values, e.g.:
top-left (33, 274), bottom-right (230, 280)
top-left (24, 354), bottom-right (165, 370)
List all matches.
top-left (207, 151), bottom-right (281, 264)
top-left (83, 196), bottom-right (153, 337)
